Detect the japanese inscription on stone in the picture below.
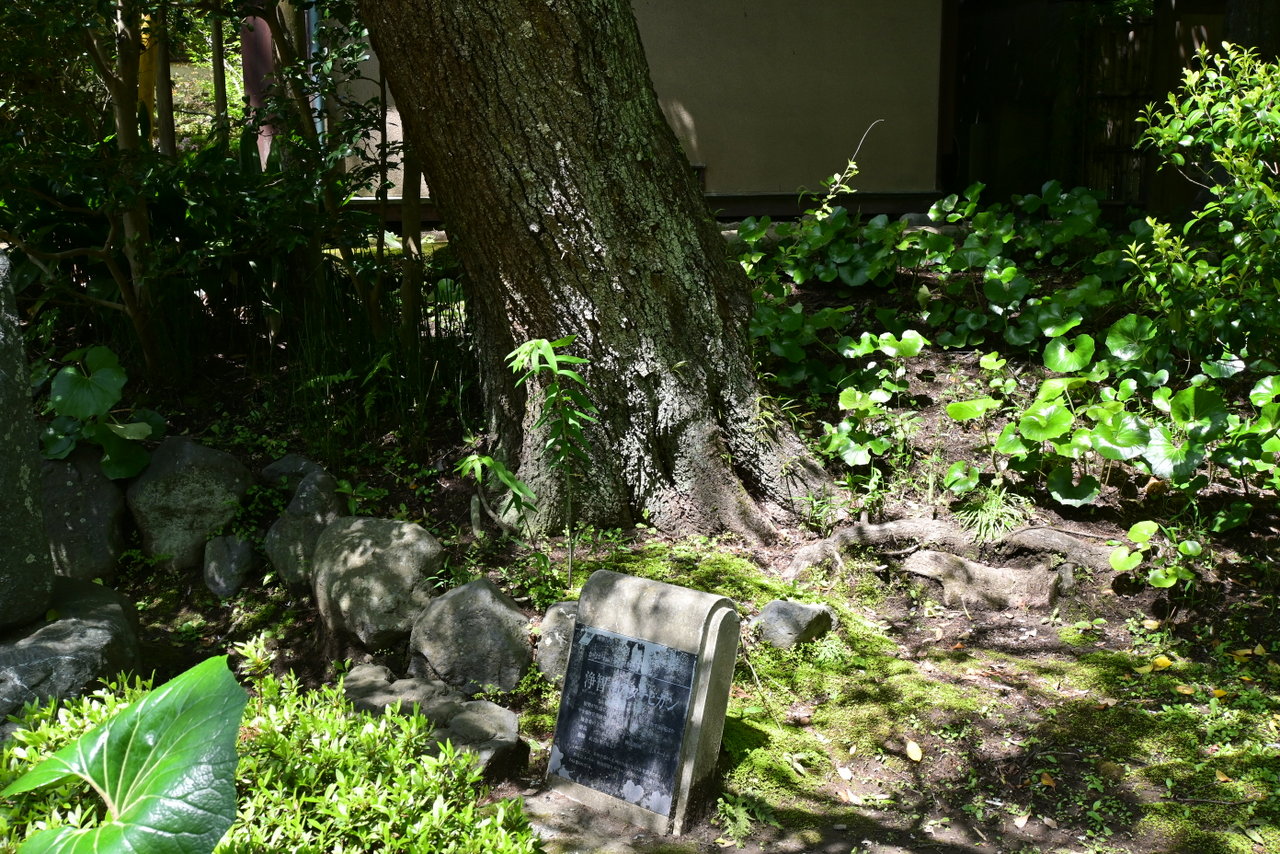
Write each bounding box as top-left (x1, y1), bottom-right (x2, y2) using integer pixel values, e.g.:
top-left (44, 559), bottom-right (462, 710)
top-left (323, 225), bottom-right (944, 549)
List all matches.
top-left (548, 623), bottom-right (697, 817)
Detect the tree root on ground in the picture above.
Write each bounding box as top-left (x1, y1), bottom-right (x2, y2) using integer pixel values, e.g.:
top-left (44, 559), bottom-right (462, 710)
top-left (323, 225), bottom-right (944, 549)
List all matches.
top-left (787, 518), bottom-right (1117, 611)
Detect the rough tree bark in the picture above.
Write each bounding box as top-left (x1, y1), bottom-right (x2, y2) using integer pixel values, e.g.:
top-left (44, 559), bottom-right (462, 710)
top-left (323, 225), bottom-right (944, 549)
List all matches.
top-left (359, 0), bottom-right (829, 539)
top-left (0, 255), bottom-right (55, 629)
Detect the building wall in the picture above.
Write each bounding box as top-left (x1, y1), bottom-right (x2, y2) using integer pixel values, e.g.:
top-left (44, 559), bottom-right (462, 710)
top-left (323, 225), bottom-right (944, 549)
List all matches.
top-left (359, 1), bottom-right (943, 204)
top-left (634, 0), bottom-right (943, 196)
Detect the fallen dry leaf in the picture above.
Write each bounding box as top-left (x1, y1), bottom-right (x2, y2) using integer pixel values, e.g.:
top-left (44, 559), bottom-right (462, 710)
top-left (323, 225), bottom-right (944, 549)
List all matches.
top-left (952, 642), bottom-right (966, 650)
top-left (1142, 618), bottom-right (1161, 630)
top-left (1040, 772), bottom-right (1056, 788)
top-left (1213, 689), bottom-right (1229, 699)
top-left (1096, 698), bottom-right (1118, 709)
top-left (1216, 769), bottom-right (1232, 782)
top-left (1152, 654), bottom-right (1174, 669)
top-left (1013, 814), bottom-right (1030, 829)
top-left (1175, 684), bottom-right (1196, 695)
top-left (1042, 816), bottom-right (1058, 829)
top-left (1134, 664), bottom-right (1154, 674)
top-left (837, 765), bottom-right (853, 781)
top-left (1255, 644), bottom-right (1268, 656)
top-left (906, 740), bottom-right (924, 762)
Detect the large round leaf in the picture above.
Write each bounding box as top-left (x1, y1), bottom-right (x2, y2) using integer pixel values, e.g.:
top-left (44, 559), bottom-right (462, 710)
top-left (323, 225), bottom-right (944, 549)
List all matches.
top-left (1250, 375), bottom-right (1280, 407)
top-left (1044, 334), bottom-right (1096, 373)
top-left (1035, 302), bottom-right (1083, 338)
top-left (1091, 412), bottom-right (1150, 461)
top-left (946, 397), bottom-right (1001, 421)
top-left (49, 363), bottom-right (126, 421)
top-left (1104, 314), bottom-right (1156, 361)
top-left (1142, 425), bottom-right (1205, 482)
top-left (1047, 465), bottom-right (1100, 507)
top-left (877, 330), bottom-right (927, 358)
top-left (1, 657), bottom-right (248, 854)
top-left (1018, 399), bottom-right (1074, 442)
top-left (1170, 386), bottom-right (1228, 442)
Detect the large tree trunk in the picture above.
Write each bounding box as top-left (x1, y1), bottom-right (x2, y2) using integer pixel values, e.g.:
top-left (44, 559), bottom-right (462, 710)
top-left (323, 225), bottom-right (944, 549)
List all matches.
top-left (359, 0), bottom-right (829, 540)
top-left (0, 255), bottom-right (55, 629)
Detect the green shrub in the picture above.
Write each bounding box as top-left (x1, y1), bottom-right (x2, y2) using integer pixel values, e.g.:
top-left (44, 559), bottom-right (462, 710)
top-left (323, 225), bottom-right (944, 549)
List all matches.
top-left (1, 668), bottom-right (542, 853)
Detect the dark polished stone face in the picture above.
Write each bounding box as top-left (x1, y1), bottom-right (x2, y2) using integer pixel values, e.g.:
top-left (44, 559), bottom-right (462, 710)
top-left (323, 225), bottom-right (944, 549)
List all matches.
top-left (549, 623), bottom-right (697, 817)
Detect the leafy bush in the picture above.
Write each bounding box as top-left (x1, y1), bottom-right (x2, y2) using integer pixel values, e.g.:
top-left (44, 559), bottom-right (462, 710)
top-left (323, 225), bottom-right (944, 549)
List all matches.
top-left (1131, 42), bottom-right (1280, 366)
top-left (1, 659), bottom-right (542, 853)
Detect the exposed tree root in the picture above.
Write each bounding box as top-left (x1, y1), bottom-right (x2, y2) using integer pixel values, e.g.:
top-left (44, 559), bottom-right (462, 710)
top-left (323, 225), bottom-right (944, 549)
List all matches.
top-left (788, 518), bottom-right (1118, 612)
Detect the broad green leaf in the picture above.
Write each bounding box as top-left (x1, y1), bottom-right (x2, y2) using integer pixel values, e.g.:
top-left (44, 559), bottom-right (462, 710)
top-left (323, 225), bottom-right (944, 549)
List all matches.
top-left (1034, 377), bottom-right (1085, 403)
top-left (1044, 334), bottom-right (1096, 373)
top-left (2, 657), bottom-right (247, 854)
top-left (1250, 376), bottom-right (1280, 407)
top-left (1110, 547), bottom-right (1142, 573)
top-left (49, 365), bottom-right (126, 421)
top-left (1128, 520), bottom-right (1159, 544)
top-left (102, 421), bottom-right (152, 441)
top-left (1091, 412), bottom-right (1150, 461)
top-left (877, 330), bottom-right (927, 358)
top-left (40, 416), bottom-right (82, 460)
top-left (944, 461), bottom-right (980, 495)
top-left (82, 346), bottom-right (121, 374)
top-left (1143, 425), bottom-right (1204, 482)
top-left (1047, 465), bottom-right (1100, 507)
top-left (1200, 355), bottom-right (1245, 379)
top-left (1035, 302), bottom-right (1083, 338)
top-left (1018, 399), bottom-right (1074, 442)
top-left (1148, 565), bottom-right (1194, 588)
top-left (1105, 314), bottom-right (1156, 361)
top-left (982, 273), bottom-right (1031, 307)
top-left (994, 423), bottom-right (1030, 456)
top-left (946, 397), bottom-right (1000, 421)
top-left (978, 351), bottom-right (1006, 371)
top-left (1170, 386), bottom-right (1228, 441)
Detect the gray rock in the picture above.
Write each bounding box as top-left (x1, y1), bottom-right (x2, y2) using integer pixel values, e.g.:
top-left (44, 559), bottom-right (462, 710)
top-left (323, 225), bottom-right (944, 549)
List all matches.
top-left (436, 700), bottom-right (526, 776)
top-left (535, 601), bottom-right (578, 686)
top-left (313, 517), bottom-right (442, 650)
top-left (261, 453), bottom-right (325, 492)
top-left (344, 663), bottom-right (466, 721)
top-left (204, 535), bottom-right (256, 598)
top-left (0, 578), bottom-right (139, 739)
top-left (753, 600), bottom-right (835, 649)
top-left (409, 577), bottom-right (531, 695)
top-left (343, 664), bottom-right (525, 775)
top-left (41, 446), bottom-right (127, 582)
top-left (264, 470), bottom-right (343, 591)
top-left (126, 437), bottom-right (251, 571)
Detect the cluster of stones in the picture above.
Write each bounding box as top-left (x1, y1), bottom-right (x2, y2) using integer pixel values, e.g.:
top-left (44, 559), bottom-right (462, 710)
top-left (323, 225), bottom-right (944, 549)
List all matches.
top-left (5, 433), bottom-right (839, 768)
top-left (2, 437), bottom-right (541, 767)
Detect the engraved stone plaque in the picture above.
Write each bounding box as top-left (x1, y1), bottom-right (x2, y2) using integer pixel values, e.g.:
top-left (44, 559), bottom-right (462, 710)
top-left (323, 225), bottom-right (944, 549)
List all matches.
top-left (544, 570), bottom-right (739, 835)
top-left (548, 624), bottom-right (696, 817)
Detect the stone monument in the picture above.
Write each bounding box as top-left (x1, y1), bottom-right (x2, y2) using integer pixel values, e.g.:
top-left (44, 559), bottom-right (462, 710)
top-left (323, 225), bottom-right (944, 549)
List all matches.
top-left (546, 570), bottom-right (738, 835)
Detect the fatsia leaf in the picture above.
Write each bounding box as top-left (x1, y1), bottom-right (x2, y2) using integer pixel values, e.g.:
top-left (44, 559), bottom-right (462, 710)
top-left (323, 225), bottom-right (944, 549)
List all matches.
top-left (1, 656), bottom-right (248, 854)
